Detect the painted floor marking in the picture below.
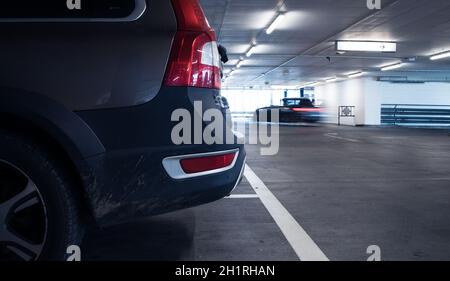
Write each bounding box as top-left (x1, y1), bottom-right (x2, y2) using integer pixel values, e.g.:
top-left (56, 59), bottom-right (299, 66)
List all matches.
top-left (244, 164), bottom-right (329, 261)
top-left (324, 133), bottom-right (360, 143)
top-left (227, 194), bottom-right (260, 199)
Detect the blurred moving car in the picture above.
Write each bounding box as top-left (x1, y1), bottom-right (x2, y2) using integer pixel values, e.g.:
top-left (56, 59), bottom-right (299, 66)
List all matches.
top-left (256, 98), bottom-right (323, 123)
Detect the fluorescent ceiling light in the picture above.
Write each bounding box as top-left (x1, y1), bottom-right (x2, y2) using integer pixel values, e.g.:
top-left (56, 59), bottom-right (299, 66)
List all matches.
top-left (270, 85), bottom-right (298, 90)
top-left (430, 51), bottom-right (450, 61)
top-left (348, 72), bottom-right (364, 78)
top-left (236, 60), bottom-right (244, 68)
top-left (336, 41), bottom-right (397, 53)
top-left (326, 77), bottom-right (338, 83)
top-left (246, 45), bottom-right (257, 57)
top-left (266, 13), bottom-right (285, 35)
top-left (300, 82), bottom-right (319, 88)
top-left (381, 63), bottom-right (404, 71)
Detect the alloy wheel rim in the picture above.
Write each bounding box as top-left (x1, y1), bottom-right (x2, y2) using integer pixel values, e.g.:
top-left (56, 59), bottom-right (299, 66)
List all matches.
top-left (0, 160), bottom-right (48, 261)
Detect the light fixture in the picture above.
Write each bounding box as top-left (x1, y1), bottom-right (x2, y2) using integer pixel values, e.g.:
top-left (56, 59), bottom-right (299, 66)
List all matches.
top-left (270, 85), bottom-right (298, 90)
top-left (381, 63), bottom-right (404, 71)
top-left (246, 45), bottom-right (257, 57)
top-left (236, 60), bottom-right (244, 68)
top-left (348, 72), bottom-right (364, 78)
top-left (430, 51), bottom-right (450, 61)
top-left (300, 82), bottom-right (319, 88)
top-left (336, 41), bottom-right (397, 53)
top-left (266, 13), bottom-right (286, 35)
top-left (326, 77), bottom-right (338, 83)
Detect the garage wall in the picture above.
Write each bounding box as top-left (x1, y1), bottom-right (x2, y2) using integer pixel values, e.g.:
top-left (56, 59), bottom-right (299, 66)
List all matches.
top-left (222, 89), bottom-right (303, 113)
top-left (222, 90), bottom-right (275, 113)
top-left (363, 79), bottom-right (383, 126)
top-left (314, 78), bottom-right (366, 125)
top-left (366, 80), bottom-right (450, 125)
top-left (378, 82), bottom-right (450, 104)
top-left (316, 78), bottom-right (450, 126)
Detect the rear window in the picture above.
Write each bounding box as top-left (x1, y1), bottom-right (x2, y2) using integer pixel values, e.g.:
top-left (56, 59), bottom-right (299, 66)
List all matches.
top-left (0, 0), bottom-right (137, 19)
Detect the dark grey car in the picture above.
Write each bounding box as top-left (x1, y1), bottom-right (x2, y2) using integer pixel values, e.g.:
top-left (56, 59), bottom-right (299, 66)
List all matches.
top-left (0, 0), bottom-right (245, 260)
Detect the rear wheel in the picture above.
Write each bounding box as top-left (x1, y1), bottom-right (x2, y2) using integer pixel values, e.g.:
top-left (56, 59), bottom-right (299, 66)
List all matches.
top-left (0, 131), bottom-right (84, 261)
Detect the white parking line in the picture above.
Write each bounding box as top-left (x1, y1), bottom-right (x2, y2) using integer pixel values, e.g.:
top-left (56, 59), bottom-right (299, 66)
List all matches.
top-left (227, 194), bottom-right (259, 199)
top-left (324, 133), bottom-right (360, 143)
top-left (244, 164), bottom-right (329, 261)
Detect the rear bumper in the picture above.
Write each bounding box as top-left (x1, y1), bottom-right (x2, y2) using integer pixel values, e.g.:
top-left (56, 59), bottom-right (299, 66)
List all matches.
top-left (281, 112), bottom-right (322, 123)
top-left (76, 86), bottom-right (246, 227)
top-left (84, 144), bottom-right (245, 227)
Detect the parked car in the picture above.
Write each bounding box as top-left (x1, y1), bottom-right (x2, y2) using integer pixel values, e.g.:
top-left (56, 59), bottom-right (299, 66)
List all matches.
top-left (0, 0), bottom-right (245, 260)
top-left (255, 98), bottom-right (323, 123)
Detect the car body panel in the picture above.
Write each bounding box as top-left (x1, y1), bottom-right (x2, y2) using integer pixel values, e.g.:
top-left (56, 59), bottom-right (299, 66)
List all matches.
top-left (0, 88), bottom-right (105, 163)
top-left (0, 0), bottom-right (177, 110)
top-left (77, 86), bottom-right (245, 226)
top-left (0, 0), bottom-right (246, 227)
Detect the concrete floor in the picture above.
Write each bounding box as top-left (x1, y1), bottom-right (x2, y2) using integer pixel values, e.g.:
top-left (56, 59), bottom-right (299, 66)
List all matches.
top-left (83, 125), bottom-right (450, 261)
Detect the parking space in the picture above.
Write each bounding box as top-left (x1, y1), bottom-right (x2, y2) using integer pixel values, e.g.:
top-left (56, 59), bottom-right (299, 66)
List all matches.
top-left (83, 125), bottom-right (450, 261)
top-left (246, 125), bottom-right (450, 261)
top-left (83, 176), bottom-right (298, 261)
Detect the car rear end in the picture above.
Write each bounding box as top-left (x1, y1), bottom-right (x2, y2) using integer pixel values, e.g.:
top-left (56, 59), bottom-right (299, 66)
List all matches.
top-left (288, 107), bottom-right (323, 123)
top-left (75, 0), bottom-right (246, 226)
top-left (279, 99), bottom-right (323, 123)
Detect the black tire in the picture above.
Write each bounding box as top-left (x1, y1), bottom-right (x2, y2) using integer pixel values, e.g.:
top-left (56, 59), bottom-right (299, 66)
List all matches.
top-left (0, 130), bottom-right (84, 261)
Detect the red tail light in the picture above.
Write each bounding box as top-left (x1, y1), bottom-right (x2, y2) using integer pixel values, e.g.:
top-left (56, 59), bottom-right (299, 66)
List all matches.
top-left (180, 152), bottom-right (237, 174)
top-left (164, 0), bottom-right (221, 89)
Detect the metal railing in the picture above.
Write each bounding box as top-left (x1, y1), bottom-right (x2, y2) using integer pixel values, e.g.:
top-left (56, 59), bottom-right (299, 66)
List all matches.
top-left (381, 104), bottom-right (450, 127)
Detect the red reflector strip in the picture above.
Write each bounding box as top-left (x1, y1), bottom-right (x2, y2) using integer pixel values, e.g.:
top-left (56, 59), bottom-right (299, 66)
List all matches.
top-left (291, 108), bottom-right (322, 112)
top-left (180, 152), bottom-right (236, 174)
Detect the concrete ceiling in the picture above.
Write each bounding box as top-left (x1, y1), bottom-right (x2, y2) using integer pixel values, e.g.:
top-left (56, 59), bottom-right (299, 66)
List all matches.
top-left (200, 0), bottom-right (450, 89)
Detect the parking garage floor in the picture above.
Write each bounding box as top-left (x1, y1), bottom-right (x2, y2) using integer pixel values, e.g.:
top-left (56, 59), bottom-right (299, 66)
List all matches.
top-left (83, 125), bottom-right (450, 261)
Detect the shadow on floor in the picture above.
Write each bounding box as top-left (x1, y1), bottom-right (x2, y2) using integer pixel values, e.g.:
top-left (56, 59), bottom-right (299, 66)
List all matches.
top-left (82, 210), bottom-right (196, 261)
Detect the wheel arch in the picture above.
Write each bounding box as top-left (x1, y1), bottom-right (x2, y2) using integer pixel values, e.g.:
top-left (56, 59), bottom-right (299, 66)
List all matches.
top-left (0, 87), bottom-right (106, 223)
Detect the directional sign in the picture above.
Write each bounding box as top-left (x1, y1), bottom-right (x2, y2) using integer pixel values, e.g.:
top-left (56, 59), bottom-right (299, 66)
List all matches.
top-left (339, 106), bottom-right (355, 117)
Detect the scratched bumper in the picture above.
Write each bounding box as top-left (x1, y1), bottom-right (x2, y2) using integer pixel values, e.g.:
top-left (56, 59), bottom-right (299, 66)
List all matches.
top-left (76, 86), bottom-right (246, 227)
top-left (84, 144), bottom-right (245, 227)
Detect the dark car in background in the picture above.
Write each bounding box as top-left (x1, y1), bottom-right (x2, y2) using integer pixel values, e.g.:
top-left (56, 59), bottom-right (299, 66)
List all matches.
top-left (0, 0), bottom-right (245, 260)
top-left (256, 98), bottom-right (323, 123)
